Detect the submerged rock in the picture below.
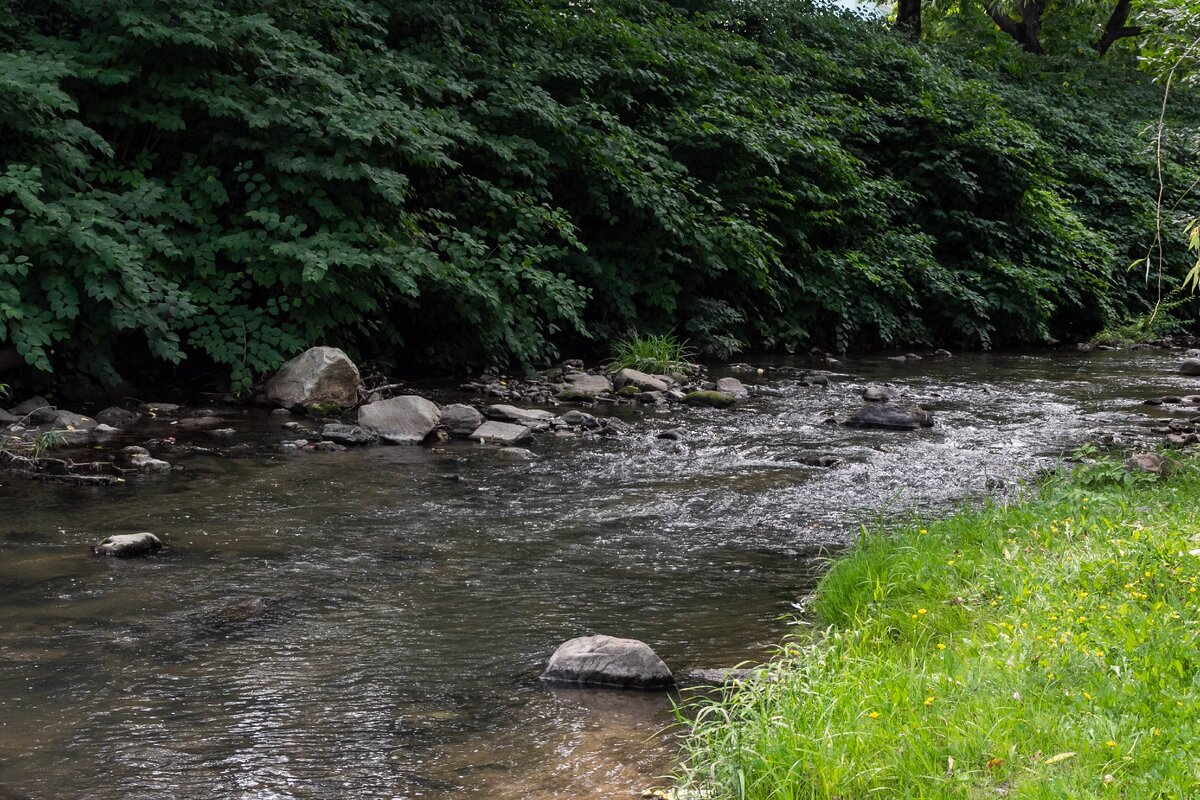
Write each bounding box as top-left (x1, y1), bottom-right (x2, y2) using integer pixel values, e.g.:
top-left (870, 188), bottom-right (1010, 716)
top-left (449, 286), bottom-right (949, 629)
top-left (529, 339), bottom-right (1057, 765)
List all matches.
top-left (844, 403), bottom-right (933, 431)
top-left (264, 346), bottom-right (360, 409)
top-left (93, 532), bottom-right (163, 558)
top-left (497, 447), bottom-right (537, 460)
top-left (683, 390), bottom-right (737, 408)
top-left (471, 421), bottom-right (532, 445)
top-left (358, 396), bottom-right (440, 445)
top-left (440, 404), bottom-right (485, 438)
top-left (320, 423), bottom-right (376, 446)
top-left (541, 635), bottom-right (674, 690)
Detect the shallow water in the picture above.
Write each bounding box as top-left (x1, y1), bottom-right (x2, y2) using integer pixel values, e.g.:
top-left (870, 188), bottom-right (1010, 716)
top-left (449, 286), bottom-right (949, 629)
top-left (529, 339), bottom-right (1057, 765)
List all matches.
top-left (0, 350), bottom-right (1193, 799)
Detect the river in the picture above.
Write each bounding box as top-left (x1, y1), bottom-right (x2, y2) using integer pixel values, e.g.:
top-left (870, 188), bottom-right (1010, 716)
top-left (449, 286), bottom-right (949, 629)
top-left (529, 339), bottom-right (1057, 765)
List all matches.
top-left (0, 350), bottom-right (1191, 799)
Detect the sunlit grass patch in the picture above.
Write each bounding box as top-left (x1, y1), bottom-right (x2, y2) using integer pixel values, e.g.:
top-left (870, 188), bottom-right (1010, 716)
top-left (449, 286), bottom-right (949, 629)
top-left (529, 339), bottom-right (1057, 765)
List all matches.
top-left (680, 457), bottom-right (1200, 799)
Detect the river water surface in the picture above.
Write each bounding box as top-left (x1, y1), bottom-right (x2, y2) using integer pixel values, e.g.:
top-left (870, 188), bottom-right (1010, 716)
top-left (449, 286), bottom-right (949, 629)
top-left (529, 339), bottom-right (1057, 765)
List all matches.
top-left (0, 350), bottom-right (1194, 800)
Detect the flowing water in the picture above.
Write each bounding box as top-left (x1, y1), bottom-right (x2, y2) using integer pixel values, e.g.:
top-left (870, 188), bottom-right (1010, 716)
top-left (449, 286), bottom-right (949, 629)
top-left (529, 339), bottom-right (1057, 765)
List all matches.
top-left (0, 350), bottom-right (1195, 800)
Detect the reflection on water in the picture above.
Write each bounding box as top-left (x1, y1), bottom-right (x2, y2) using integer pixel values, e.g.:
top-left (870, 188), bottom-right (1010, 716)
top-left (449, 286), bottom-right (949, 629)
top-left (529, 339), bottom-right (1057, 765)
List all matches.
top-left (0, 350), bottom-right (1190, 799)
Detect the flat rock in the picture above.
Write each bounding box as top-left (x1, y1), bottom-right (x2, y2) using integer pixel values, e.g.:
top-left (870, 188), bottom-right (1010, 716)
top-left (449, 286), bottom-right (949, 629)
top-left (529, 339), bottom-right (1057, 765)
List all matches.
top-left (320, 423), bottom-right (376, 446)
top-left (563, 373), bottom-right (613, 397)
top-left (358, 396), bottom-right (440, 445)
top-left (440, 404), bottom-right (485, 438)
top-left (483, 404), bottom-right (556, 431)
top-left (844, 403), bottom-right (933, 431)
top-left (471, 421), bottom-right (532, 445)
top-left (265, 346), bottom-right (360, 409)
top-left (93, 532), bottom-right (163, 558)
top-left (541, 635), bottom-right (674, 690)
top-left (612, 368), bottom-right (669, 393)
top-left (715, 377), bottom-right (749, 398)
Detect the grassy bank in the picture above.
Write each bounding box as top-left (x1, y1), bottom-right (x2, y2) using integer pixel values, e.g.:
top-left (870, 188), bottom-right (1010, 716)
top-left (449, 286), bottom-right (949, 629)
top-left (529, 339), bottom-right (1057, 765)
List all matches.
top-left (680, 454), bottom-right (1200, 798)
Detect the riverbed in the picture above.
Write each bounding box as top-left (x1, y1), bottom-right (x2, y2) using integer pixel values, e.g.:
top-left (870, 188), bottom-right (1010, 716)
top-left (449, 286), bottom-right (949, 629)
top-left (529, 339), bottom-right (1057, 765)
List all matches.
top-left (0, 350), bottom-right (1192, 799)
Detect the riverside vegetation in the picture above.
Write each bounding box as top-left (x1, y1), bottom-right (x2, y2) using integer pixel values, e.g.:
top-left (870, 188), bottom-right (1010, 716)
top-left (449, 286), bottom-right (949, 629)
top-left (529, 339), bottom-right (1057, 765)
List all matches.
top-left (2, 0), bottom-right (1199, 394)
top-left (679, 452), bottom-right (1200, 798)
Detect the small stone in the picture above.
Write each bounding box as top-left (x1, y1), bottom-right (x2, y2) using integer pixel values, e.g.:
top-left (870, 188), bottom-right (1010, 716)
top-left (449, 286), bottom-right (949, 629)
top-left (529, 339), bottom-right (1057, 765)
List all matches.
top-left (636, 390), bottom-right (665, 404)
top-left (92, 424), bottom-right (120, 436)
top-left (93, 532), bottom-right (163, 558)
top-left (307, 440), bottom-right (346, 452)
top-left (207, 428), bottom-right (237, 438)
top-left (122, 445), bottom-right (150, 457)
top-left (270, 408), bottom-right (293, 416)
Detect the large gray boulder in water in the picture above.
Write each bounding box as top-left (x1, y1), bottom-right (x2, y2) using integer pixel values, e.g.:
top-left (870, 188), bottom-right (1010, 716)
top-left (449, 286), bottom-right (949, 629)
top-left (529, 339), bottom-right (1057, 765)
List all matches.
top-left (358, 396), bottom-right (440, 444)
top-left (1181, 359), bottom-right (1200, 376)
top-left (844, 402), bottom-right (933, 431)
top-left (264, 347), bottom-right (360, 409)
top-left (93, 532), bottom-right (163, 558)
top-left (540, 635), bottom-right (674, 690)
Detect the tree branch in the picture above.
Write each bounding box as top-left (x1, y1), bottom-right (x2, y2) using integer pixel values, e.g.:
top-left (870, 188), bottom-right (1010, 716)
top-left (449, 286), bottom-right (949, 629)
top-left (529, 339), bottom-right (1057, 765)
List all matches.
top-left (1095, 0), bottom-right (1141, 56)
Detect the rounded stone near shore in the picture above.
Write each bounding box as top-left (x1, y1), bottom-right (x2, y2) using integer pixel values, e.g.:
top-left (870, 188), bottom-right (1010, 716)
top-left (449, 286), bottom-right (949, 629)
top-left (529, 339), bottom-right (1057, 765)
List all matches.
top-left (264, 346), bottom-right (361, 409)
top-left (541, 634), bottom-right (674, 690)
top-left (93, 532), bottom-right (163, 558)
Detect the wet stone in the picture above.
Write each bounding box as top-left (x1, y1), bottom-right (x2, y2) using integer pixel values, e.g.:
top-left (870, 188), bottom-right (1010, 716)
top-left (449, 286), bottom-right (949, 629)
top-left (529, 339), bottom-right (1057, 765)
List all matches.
top-left (92, 532), bottom-right (163, 558)
top-left (541, 635), bottom-right (674, 690)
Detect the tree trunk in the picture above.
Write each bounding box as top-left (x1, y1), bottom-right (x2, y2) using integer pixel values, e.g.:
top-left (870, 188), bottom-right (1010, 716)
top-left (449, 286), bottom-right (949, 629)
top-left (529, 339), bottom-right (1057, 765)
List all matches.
top-left (984, 0), bottom-right (1044, 54)
top-left (896, 0), bottom-right (922, 38)
top-left (1095, 0), bottom-right (1141, 55)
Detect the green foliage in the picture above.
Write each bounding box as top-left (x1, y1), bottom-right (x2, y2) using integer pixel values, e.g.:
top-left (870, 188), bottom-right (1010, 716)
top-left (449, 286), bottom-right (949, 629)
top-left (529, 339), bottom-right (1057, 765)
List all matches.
top-left (680, 456), bottom-right (1200, 798)
top-left (1092, 297), bottom-right (1192, 345)
top-left (0, 0), bottom-right (1197, 389)
top-left (608, 332), bottom-right (694, 374)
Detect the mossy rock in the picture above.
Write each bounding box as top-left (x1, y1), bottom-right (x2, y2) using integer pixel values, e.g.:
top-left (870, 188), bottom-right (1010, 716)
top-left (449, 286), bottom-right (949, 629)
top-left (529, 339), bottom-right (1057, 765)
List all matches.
top-left (557, 389), bottom-right (597, 402)
top-left (684, 390), bottom-right (737, 408)
top-left (304, 401), bottom-right (344, 418)
top-left (617, 385), bottom-right (641, 397)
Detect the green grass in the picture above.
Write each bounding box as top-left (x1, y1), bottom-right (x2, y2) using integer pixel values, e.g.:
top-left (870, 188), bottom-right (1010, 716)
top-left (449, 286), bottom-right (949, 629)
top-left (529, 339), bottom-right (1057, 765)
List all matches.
top-left (608, 332), bottom-right (694, 375)
top-left (1091, 301), bottom-right (1192, 346)
top-left (679, 454), bottom-right (1200, 799)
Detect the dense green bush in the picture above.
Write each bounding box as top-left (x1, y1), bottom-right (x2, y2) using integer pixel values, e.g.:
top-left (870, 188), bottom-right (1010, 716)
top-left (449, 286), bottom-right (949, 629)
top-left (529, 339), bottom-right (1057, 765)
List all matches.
top-left (1, 0), bottom-right (1196, 389)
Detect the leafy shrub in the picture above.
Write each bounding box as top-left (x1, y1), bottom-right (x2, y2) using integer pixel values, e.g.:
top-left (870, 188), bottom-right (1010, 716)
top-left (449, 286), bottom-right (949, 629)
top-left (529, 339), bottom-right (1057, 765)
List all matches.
top-left (0, 0), bottom-right (1196, 390)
